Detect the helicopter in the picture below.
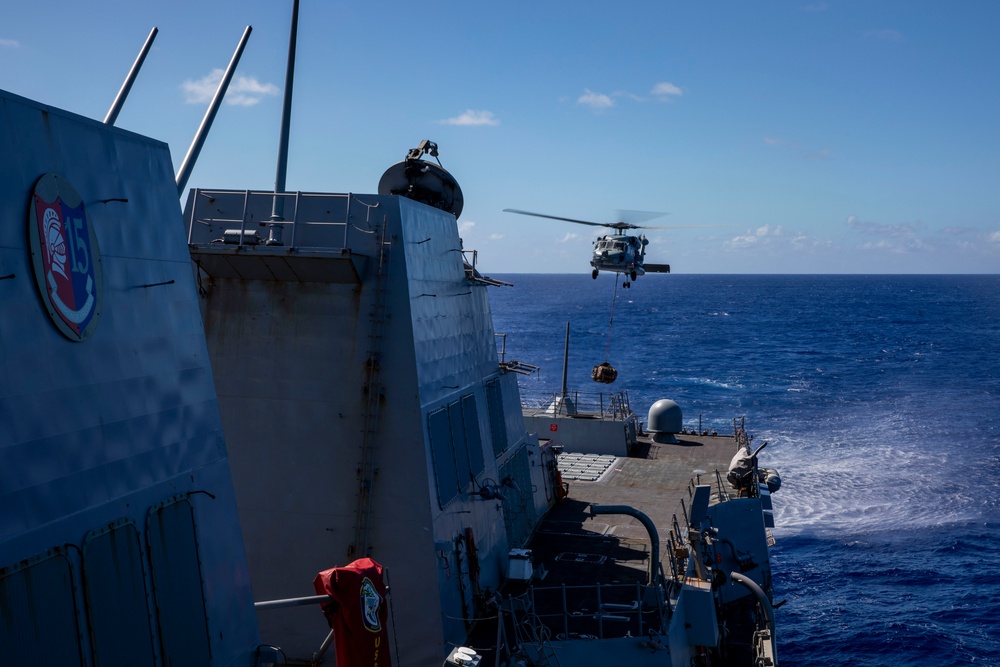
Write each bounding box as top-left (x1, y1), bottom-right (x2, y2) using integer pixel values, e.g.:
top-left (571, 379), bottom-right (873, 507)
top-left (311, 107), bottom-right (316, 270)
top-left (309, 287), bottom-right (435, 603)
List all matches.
top-left (503, 208), bottom-right (679, 288)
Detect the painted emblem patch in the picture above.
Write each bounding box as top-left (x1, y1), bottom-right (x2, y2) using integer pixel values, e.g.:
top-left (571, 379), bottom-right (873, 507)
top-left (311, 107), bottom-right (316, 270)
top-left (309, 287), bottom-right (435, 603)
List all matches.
top-left (28, 173), bottom-right (103, 341)
top-left (359, 577), bottom-right (383, 632)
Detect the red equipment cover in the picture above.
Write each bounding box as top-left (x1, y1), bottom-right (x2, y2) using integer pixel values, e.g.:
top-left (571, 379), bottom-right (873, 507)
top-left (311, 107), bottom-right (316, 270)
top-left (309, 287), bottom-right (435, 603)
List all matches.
top-left (313, 558), bottom-right (392, 667)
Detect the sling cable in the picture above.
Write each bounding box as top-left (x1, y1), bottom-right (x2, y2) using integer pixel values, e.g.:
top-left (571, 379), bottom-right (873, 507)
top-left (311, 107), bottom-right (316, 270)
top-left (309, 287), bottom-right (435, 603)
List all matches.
top-left (592, 273), bottom-right (619, 384)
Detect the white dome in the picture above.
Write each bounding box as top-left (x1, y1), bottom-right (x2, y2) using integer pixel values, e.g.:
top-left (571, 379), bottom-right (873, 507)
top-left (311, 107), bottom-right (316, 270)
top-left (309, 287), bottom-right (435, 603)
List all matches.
top-left (647, 399), bottom-right (682, 443)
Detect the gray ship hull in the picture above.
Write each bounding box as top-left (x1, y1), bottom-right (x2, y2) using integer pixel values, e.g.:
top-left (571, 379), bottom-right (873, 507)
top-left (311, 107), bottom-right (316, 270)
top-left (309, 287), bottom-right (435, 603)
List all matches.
top-left (0, 88), bottom-right (260, 666)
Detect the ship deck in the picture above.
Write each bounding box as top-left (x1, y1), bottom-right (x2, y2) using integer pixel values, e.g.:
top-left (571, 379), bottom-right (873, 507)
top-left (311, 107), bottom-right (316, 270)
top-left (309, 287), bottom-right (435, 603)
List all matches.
top-left (482, 432), bottom-right (741, 655)
top-left (533, 431), bottom-right (739, 586)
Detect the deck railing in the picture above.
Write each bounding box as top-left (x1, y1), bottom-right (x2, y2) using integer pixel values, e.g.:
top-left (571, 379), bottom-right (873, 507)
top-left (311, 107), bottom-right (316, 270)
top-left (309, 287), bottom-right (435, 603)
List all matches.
top-left (505, 581), bottom-right (664, 642)
top-left (186, 189), bottom-right (382, 250)
top-left (521, 390), bottom-right (634, 421)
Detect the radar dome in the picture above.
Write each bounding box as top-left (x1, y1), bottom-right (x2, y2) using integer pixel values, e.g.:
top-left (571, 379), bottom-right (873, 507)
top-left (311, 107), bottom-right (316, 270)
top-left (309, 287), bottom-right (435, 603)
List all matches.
top-left (378, 140), bottom-right (464, 218)
top-left (647, 399), bottom-right (682, 444)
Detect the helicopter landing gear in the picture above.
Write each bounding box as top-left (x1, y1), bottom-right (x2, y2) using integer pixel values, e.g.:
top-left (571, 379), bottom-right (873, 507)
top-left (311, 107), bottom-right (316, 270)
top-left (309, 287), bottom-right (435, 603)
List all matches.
top-left (630, 270), bottom-right (637, 281)
top-left (592, 269), bottom-right (599, 280)
top-left (623, 281), bottom-right (631, 289)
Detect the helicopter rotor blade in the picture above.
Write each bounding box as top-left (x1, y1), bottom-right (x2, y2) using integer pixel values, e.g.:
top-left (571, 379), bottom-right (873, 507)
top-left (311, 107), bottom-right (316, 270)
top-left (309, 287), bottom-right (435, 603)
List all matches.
top-left (616, 209), bottom-right (670, 226)
top-left (638, 223), bottom-right (740, 230)
top-left (613, 211), bottom-right (734, 231)
top-left (504, 208), bottom-right (738, 232)
top-left (503, 209), bottom-right (608, 228)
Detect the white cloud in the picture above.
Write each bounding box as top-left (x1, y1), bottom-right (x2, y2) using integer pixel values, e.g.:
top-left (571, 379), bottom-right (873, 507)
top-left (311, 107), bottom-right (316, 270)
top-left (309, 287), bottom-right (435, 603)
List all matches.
top-left (940, 226), bottom-right (977, 236)
top-left (858, 239), bottom-right (897, 251)
top-left (489, 233), bottom-right (505, 241)
top-left (577, 89), bottom-right (614, 110)
top-left (181, 69), bottom-right (279, 106)
top-left (0, 38), bottom-right (19, 48)
top-left (846, 215), bottom-right (936, 253)
top-left (846, 215), bottom-right (921, 237)
top-left (859, 239), bottom-right (916, 253)
top-left (725, 234), bottom-right (761, 250)
top-left (458, 221), bottom-right (475, 234)
top-left (744, 224), bottom-right (784, 238)
top-left (987, 231), bottom-right (1000, 243)
top-left (720, 223), bottom-right (843, 256)
top-left (651, 82), bottom-right (683, 100)
top-left (558, 232), bottom-right (580, 243)
top-left (803, 3), bottom-right (828, 11)
top-left (441, 109), bottom-right (500, 126)
top-left (574, 83), bottom-right (683, 110)
top-left (724, 224), bottom-right (784, 250)
top-left (790, 233), bottom-right (829, 251)
top-left (615, 91), bottom-right (645, 102)
top-left (857, 237), bottom-right (931, 254)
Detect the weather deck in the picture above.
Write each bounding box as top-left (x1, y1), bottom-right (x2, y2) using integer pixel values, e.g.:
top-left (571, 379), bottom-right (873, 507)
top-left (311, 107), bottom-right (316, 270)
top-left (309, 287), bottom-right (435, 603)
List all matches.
top-left (478, 432), bottom-right (745, 651)
top-left (534, 432), bottom-right (740, 586)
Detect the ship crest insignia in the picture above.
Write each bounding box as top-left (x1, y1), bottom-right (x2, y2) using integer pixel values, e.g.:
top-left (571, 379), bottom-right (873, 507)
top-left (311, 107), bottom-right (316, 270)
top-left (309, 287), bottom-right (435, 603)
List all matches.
top-left (28, 173), bottom-right (103, 341)
top-left (359, 577), bottom-right (383, 632)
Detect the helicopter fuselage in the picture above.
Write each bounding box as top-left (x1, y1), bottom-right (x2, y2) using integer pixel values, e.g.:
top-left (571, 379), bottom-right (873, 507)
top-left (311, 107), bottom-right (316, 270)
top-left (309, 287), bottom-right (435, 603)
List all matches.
top-left (591, 234), bottom-right (648, 277)
top-left (501, 207), bottom-right (670, 285)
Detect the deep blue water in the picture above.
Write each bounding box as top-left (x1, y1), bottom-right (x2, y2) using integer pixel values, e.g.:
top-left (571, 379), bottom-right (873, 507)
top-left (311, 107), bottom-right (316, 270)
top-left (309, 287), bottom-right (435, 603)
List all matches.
top-left (488, 274), bottom-right (1000, 666)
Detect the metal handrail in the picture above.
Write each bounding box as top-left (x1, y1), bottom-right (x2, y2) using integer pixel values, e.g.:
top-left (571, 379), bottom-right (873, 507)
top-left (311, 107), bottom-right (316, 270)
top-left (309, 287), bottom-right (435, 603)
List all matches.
top-left (187, 188), bottom-right (356, 250)
top-left (254, 594), bottom-right (335, 664)
top-left (521, 390), bottom-right (634, 421)
top-left (511, 581), bottom-right (662, 641)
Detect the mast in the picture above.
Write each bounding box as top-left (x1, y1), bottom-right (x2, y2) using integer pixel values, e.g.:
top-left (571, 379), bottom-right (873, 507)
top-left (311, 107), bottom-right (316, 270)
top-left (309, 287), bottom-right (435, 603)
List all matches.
top-left (267, 0), bottom-right (300, 246)
top-left (175, 26), bottom-right (253, 196)
top-left (561, 321), bottom-right (570, 399)
top-left (104, 27), bottom-right (158, 126)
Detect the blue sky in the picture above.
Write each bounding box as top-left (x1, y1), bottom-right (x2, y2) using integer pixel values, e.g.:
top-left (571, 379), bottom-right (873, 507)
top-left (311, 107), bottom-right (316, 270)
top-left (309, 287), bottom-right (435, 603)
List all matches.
top-left (3, 1), bottom-right (998, 273)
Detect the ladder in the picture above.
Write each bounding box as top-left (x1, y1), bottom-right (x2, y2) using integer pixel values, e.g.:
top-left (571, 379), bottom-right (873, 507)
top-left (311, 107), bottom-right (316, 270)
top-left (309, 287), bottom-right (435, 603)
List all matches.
top-left (348, 220), bottom-right (392, 559)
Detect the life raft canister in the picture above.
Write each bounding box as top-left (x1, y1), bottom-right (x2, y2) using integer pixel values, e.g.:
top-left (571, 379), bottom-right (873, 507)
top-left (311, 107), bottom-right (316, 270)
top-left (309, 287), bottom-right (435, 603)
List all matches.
top-left (591, 362), bottom-right (618, 384)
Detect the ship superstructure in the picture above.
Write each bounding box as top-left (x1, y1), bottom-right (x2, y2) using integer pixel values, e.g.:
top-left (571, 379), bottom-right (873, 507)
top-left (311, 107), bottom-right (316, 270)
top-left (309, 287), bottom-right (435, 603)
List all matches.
top-left (185, 186), bottom-right (554, 663)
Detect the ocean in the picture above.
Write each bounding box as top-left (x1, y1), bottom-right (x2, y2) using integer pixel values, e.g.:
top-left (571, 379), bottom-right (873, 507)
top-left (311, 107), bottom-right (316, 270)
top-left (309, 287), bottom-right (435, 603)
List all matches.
top-left (487, 273), bottom-right (1000, 666)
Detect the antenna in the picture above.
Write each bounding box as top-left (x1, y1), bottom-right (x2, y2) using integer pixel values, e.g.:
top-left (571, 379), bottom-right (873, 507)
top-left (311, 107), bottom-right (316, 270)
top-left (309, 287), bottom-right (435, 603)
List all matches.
top-left (175, 26), bottom-right (253, 197)
top-left (104, 27), bottom-right (158, 126)
top-left (267, 0), bottom-right (300, 246)
top-left (561, 321), bottom-right (570, 399)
